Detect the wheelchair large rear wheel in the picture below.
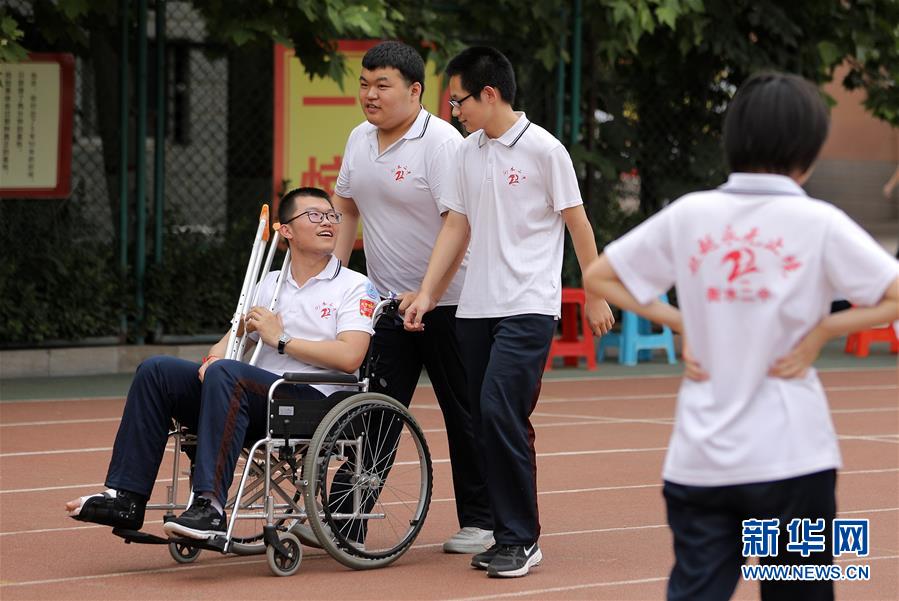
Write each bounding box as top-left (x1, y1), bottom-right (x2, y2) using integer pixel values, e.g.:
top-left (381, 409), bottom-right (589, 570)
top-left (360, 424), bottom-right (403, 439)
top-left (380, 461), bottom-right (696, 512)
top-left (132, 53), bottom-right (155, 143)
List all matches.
top-left (303, 393), bottom-right (432, 570)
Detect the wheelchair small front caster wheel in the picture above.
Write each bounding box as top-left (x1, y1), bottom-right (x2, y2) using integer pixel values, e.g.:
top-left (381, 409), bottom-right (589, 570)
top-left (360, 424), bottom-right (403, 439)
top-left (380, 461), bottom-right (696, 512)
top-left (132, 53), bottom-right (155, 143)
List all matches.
top-left (267, 531), bottom-right (302, 576)
top-left (169, 541), bottom-right (201, 564)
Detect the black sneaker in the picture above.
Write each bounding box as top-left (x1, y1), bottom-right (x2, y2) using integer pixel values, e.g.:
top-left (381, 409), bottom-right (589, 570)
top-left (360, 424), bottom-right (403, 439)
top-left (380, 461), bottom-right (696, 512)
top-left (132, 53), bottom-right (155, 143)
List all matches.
top-left (486, 543), bottom-right (542, 577)
top-left (68, 489), bottom-right (146, 530)
top-left (163, 498), bottom-right (226, 540)
top-left (471, 543), bottom-right (500, 570)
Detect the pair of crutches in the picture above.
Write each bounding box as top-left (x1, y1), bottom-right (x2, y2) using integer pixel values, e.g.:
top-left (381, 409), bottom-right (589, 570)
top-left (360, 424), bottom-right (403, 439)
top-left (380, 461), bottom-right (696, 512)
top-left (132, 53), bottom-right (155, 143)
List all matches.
top-left (224, 205), bottom-right (290, 364)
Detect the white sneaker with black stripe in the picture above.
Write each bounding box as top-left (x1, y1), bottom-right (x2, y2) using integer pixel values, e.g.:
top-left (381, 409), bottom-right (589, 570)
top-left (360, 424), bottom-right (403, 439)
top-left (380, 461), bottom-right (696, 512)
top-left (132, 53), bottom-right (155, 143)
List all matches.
top-left (486, 543), bottom-right (542, 577)
top-left (163, 497), bottom-right (226, 540)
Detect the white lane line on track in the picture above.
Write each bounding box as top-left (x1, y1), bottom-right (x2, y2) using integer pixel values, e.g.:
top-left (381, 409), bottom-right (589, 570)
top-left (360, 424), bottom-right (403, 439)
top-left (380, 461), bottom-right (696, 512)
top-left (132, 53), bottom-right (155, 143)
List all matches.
top-left (839, 507), bottom-right (899, 515)
top-left (441, 554), bottom-right (899, 601)
top-left (0, 446), bottom-right (113, 457)
top-left (444, 577), bottom-right (671, 601)
top-left (831, 407), bottom-right (899, 414)
top-left (413, 385), bottom-right (897, 411)
top-left (841, 467), bottom-right (899, 475)
top-left (1, 476), bottom-right (189, 495)
top-left (5, 402), bottom-right (895, 429)
top-left (5, 404), bottom-right (892, 429)
top-left (4, 428), bottom-right (898, 465)
top-left (11, 552), bottom-right (897, 595)
top-left (3, 465), bottom-right (894, 498)
top-left (0, 417), bottom-right (121, 427)
top-left (3, 525), bottom-right (891, 593)
top-left (0, 555), bottom-right (269, 587)
top-left (5, 473), bottom-right (896, 536)
top-left (0, 396), bottom-right (127, 404)
top-left (531, 411), bottom-right (674, 425)
top-left (838, 435), bottom-right (899, 444)
top-left (0, 519), bottom-right (165, 537)
top-left (3, 378), bottom-right (893, 407)
top-left (1, 443), bottom-right (669, 460)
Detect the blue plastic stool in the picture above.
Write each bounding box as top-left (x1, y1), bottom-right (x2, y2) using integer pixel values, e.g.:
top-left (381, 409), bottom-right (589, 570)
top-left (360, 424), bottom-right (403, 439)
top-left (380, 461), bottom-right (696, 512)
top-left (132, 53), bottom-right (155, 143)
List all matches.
top-left (597, 294), bottom-right (677, 366)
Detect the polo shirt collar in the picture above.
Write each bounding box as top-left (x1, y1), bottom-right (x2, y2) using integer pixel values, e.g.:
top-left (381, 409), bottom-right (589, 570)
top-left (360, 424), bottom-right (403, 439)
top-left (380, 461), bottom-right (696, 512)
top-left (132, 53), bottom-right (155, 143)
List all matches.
top-left (366, 106), bottom-right (430, 147)
top-left (478, 112), bottom-right (531, 148)
top-left (402, 107), bottom-right (431, 140)
top-left (718, 173), bottom-right (807, 197)
top-left (285, 255), bottom-right (342, 288)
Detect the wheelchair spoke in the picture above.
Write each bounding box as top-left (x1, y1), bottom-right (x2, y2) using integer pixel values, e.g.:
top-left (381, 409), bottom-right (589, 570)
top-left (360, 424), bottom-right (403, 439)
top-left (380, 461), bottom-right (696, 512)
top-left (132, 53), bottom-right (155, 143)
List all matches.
top-left (304, 395), bottom-right (432, 569)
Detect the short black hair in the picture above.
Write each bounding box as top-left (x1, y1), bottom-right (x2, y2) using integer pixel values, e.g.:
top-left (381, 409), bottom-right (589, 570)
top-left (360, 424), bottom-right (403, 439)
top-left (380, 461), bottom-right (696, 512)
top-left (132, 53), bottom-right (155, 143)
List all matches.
top-left (723, 71), bottom-right (829, 175)
top-left (278, 187), bottom-right (332, 223)
top-left (445, 46), bottom-right (516, 105)
top-left (362, 41), bottom-right (425, 96)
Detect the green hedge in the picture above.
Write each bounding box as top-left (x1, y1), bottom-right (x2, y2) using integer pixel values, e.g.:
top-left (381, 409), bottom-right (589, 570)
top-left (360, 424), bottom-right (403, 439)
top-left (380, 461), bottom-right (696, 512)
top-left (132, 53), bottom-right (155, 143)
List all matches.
top-left (0, 200), bottom-right (124, 345)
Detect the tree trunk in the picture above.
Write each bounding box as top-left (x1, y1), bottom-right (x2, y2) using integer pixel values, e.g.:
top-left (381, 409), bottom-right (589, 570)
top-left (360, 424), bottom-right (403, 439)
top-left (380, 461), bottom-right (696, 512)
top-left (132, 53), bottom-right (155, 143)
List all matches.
top-left (226, 44), bottom-right (273, 231)
top-left (89, 24), bottom-right (131, 254)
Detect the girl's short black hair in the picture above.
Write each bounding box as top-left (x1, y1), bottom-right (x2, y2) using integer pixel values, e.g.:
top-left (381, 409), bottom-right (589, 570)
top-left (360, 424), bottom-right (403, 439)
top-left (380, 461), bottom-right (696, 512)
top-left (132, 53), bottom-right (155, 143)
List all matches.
top-left (723, 71), bottom-right (829, 175)
top-left (362, 41), bottom-right (426, 96)
top-left (278, 187), bottom-right (332, 223)
top-left (445, 46), bottom-right (516, 105)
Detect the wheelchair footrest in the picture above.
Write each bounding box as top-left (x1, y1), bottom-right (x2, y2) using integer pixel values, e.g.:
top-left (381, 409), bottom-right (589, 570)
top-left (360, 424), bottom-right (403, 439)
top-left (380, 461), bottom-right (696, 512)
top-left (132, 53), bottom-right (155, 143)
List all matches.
top-left (112, 528), bottom-right (228, 553)
top-left (112, 528), bottom-right (170, 545)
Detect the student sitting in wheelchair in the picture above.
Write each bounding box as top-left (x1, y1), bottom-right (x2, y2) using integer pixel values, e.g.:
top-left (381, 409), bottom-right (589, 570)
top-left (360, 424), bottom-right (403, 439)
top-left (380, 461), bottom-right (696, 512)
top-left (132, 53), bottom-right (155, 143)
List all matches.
top-left (66, 187), bottom-right (379, 543)
top-left (66, 188), bottom-right (431, 575)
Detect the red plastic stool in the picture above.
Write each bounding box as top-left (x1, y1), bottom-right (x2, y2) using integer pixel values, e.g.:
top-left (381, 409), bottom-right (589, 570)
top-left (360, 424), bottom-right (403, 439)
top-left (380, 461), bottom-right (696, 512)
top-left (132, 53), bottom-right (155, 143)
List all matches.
top-left (844, 325), bottom-right (899, 357)
top-left (545, 288), bottom-right (597, 371)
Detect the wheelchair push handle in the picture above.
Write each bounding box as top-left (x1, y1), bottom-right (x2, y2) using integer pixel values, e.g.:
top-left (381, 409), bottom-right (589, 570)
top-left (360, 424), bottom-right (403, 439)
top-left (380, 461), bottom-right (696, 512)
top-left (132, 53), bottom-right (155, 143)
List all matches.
top-left (372, 296), bottom-right (399, 327)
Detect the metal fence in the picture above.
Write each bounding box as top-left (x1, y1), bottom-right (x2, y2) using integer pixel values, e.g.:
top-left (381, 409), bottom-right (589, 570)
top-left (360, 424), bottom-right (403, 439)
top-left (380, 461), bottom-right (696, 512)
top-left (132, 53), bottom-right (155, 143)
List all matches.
top-left (1, 0), bottom-right (273, 346)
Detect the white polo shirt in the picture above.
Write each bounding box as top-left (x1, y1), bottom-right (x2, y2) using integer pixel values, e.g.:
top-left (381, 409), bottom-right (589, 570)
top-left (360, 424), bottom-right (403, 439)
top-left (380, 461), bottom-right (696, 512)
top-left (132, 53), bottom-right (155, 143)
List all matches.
top-left (335, 108), bottom-right (466, 305)
top-left (443, 113), bottom-right (582, 318)
top-left (252, 255), bottom-right (377, 396)
top-left (605, 173), bottom-right (899, 486)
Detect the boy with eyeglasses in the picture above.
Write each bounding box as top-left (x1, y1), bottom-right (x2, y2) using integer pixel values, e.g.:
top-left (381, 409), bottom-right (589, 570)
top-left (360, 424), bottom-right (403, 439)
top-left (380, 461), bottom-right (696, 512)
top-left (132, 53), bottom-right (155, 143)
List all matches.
top-left (403, 46), bottom-right (615, 577)
top-left (333, 40), bottom-right (494, 554)
top-left (66, 187), bottom-right (376, 540)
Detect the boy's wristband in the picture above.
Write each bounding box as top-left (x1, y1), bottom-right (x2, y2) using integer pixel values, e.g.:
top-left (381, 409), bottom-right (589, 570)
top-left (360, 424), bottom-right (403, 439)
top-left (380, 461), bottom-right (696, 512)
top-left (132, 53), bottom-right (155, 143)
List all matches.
top-left (202, 355), bottom-right (220, 364)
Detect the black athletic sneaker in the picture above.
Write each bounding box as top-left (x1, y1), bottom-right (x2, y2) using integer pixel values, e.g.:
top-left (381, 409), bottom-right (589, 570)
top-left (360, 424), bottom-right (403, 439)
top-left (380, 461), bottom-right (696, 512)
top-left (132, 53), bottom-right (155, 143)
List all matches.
top-left (486, 543), bottom-right (542, 577)
top-left (68, 489), bottom-right (146, 530)
top-left (471, 543), bottom-right (500, 570)
top-left (163, 498), bottom-right (226, 540)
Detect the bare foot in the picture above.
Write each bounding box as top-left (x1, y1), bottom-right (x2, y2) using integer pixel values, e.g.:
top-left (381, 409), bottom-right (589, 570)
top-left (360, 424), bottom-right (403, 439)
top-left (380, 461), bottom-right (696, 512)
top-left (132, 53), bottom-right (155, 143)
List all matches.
top-left (65, 490), bottom-right (113, 516)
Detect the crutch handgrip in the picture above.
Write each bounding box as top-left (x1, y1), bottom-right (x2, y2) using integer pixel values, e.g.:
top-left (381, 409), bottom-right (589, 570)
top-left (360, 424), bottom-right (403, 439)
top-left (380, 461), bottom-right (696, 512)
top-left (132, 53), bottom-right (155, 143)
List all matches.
top-left (260, 205), bottom-right (270, 242)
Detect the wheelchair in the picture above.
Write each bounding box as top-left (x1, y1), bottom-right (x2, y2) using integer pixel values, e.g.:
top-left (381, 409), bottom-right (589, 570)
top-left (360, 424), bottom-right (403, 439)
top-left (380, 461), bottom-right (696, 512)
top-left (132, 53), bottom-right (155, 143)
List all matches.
top-left (113, 298), bottom-right (434, 576)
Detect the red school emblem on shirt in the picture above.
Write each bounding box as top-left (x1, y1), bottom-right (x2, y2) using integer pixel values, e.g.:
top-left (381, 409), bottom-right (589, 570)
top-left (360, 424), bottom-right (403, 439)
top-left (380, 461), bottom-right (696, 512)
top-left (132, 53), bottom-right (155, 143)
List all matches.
top-left (316, 301), bottom-right (336, 319)
top-left (359, 298), bottom-right (375, 318)
top-left (688, 224), bottom-right (803, 304)
top-left (393, 165), bottom-right (411, 181)
top-left (503, 166), bottom-right (526, 186)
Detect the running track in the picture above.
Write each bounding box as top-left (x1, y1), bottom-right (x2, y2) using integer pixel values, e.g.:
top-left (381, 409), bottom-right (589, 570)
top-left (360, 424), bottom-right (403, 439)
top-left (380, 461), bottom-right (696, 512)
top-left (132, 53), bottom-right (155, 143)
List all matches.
top-left (1, 369), bottom-right (896, 600)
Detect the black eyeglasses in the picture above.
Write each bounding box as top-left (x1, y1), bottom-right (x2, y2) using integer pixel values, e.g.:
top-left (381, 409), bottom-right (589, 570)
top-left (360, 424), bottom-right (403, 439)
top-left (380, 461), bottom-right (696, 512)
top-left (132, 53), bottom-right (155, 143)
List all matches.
top-left (283, 210), bottom-right (343, 225)
top-left (448, 93), bottom-right (475, 108)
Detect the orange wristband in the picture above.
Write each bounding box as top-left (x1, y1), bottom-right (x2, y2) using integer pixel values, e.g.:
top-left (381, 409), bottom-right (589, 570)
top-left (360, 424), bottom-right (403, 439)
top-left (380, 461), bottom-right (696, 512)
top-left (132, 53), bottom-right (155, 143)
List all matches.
top-left (202, 355), bottom-right (220, 364)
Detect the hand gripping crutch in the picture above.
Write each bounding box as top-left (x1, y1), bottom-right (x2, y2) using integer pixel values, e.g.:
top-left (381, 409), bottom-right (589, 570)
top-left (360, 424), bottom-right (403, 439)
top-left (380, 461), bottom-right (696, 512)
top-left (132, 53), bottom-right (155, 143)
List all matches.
top-left (241, 222), bottom-right (292, 365)
top-left (225, 205), bottom-right (271, 361)
top-left (246, 251), bottom-right (290, 365)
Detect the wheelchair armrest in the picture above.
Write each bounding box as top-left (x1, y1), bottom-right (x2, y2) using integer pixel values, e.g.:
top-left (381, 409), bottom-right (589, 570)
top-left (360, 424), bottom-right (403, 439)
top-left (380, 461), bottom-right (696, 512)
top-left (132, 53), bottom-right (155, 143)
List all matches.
top-left (282, 371), bottom-right (361, 385)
